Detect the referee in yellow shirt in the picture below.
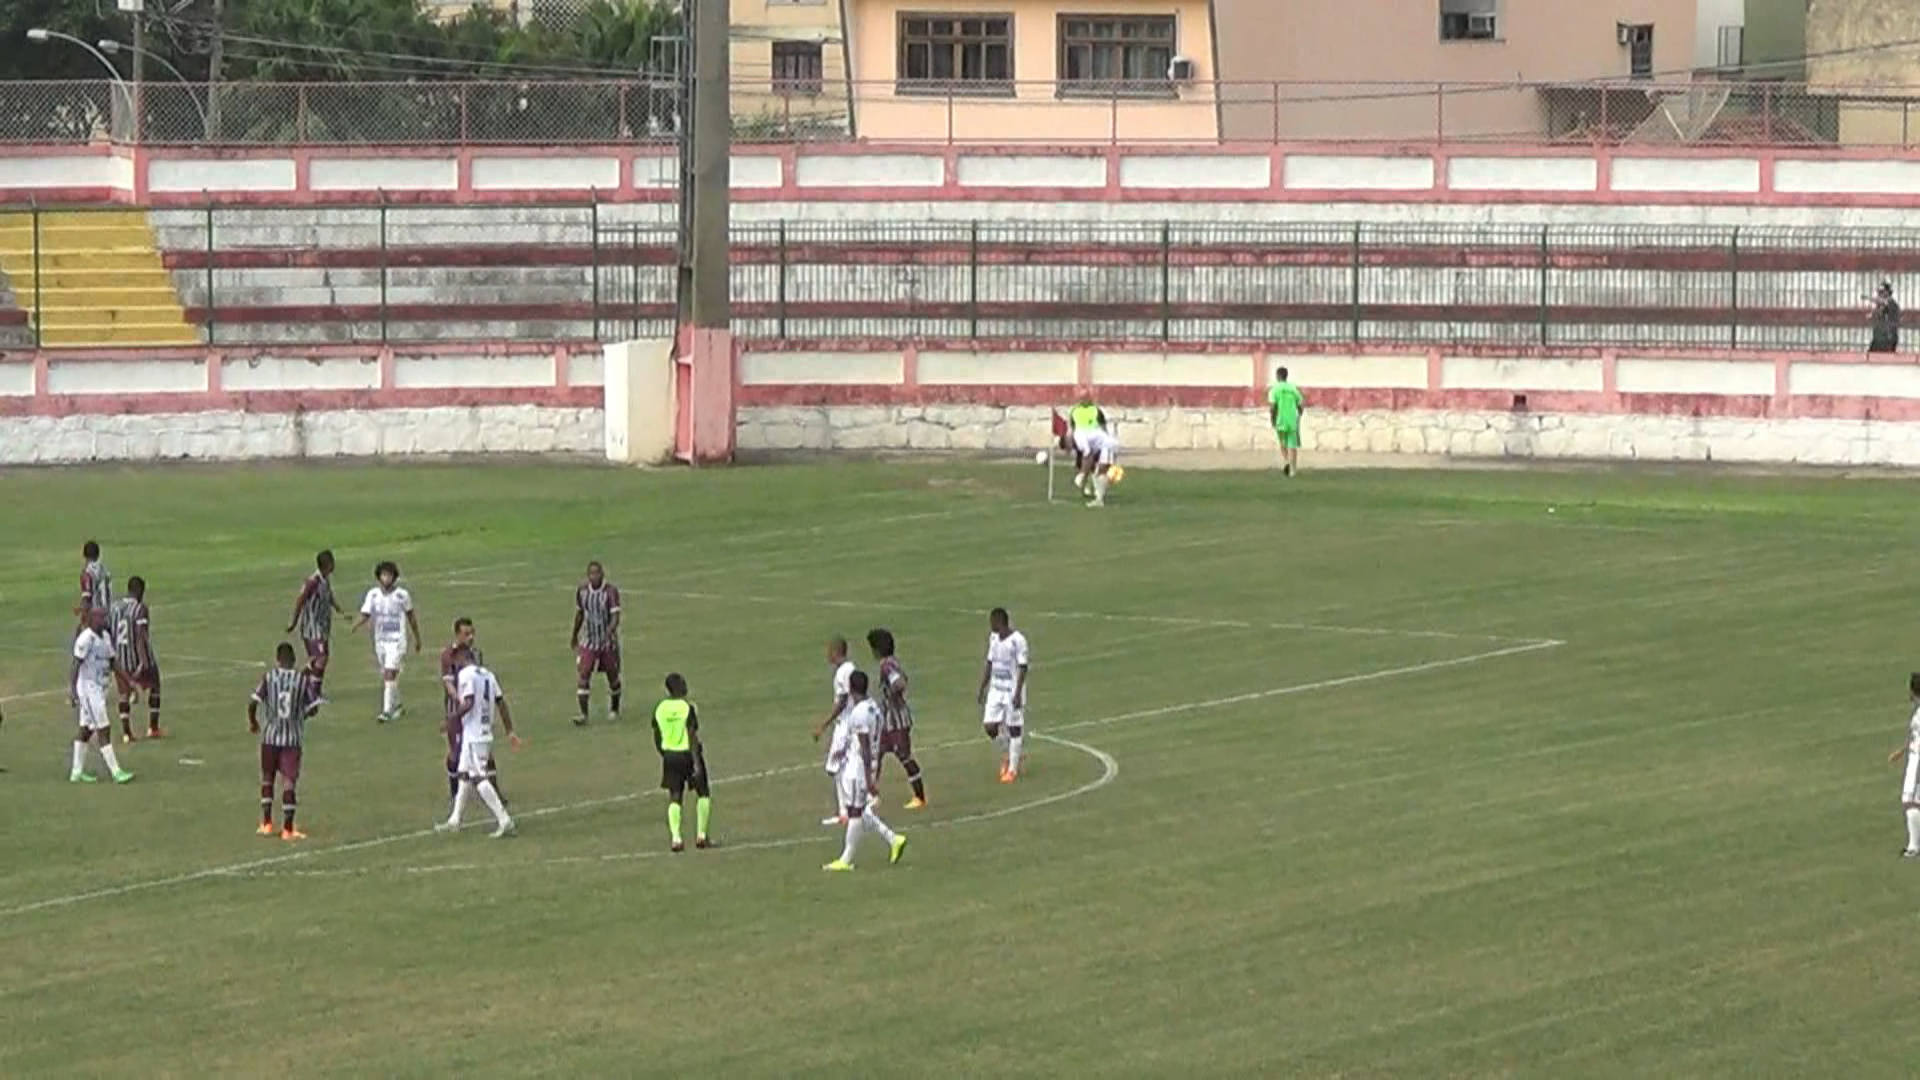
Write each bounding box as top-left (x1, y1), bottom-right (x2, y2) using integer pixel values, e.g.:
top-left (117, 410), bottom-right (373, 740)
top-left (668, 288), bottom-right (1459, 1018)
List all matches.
top-left (653, 673), bottom-right (711, 852)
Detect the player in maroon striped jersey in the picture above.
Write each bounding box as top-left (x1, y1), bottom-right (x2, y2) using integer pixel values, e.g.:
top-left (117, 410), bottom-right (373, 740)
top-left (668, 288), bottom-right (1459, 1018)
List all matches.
top-left (77, 540), bottom-right (111, 631)
top-left (570, 561), bottom-right (623, 726)
top-left (287, 550), bottom-right (344, 694)
top-left (439, 616), bottom-right (505, 807)
top-left (867, 628), bottom-right (927, 809)
top-left (109, 576), bottom-right (163, 743)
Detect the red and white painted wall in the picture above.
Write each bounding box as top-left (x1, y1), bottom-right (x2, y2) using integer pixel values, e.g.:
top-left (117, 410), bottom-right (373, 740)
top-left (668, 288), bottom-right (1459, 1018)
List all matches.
top-left (10, 143), bottom-right (1920, 220)
top-left (9, 341), bottom-right (1920, 467)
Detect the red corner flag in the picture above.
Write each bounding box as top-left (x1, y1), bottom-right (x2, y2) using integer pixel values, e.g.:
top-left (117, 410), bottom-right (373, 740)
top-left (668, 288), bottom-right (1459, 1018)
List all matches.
top-left (1050, 409), bottom-right (1069, 441)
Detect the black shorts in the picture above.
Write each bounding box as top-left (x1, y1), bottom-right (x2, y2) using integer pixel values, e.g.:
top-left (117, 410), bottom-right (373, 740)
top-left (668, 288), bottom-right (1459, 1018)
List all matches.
top-left (660, 749), bottom-right (708, 795)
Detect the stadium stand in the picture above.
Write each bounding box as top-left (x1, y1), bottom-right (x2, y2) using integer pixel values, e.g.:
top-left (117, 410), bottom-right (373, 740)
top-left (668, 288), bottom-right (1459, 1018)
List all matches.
top-left (0, 210), bottom-right (196, 347)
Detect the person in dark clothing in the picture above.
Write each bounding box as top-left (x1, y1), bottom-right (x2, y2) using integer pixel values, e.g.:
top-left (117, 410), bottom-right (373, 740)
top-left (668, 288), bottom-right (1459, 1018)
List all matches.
top-left (1870, 282), bottom-right (1901, 354)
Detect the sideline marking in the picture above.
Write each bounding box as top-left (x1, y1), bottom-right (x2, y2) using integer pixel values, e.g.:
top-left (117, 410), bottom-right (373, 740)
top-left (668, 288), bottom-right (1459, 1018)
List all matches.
top-left (219, 732), bottom-right (1120, 880)
top-left (0, 667), bottom-right (221, 705)
top-left (0, 638), bottom-right (1555, 920)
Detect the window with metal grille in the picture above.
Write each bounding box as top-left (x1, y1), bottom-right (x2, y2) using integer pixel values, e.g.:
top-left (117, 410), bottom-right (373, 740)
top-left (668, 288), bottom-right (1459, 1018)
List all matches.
top-left (897, 14), bottom-right (1014, 95)
top-left (1057, 15), bottom-right (1177, 97)
top-left (772, 41), bottom-right (824, 95)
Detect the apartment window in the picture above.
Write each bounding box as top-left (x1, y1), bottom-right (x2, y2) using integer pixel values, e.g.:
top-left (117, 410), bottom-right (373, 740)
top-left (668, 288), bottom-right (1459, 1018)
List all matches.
top-left (1439, 0), bottom-right (1498, 41)
top-left (898, 14), bottom-right (1014, 95)
top-left (772, 41), bottom-right (824, 95)
top-left (1621, 23), bottom-right (1654, 78)
top-left (1058, 15), bottom-right (1177, 96)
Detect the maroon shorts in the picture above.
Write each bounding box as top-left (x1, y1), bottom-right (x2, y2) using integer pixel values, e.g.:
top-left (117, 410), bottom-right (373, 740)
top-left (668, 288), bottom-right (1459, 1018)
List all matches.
top-left (304, 638), bottom-right (329, 673)
top-left (114, 666), bottom-right (159, 696)
top-left (877, 728), bottom-right (913, 760)
top-left (260, 744), bottom-right (302, 784)
top-left (576, 646), bottom-right (621, 682)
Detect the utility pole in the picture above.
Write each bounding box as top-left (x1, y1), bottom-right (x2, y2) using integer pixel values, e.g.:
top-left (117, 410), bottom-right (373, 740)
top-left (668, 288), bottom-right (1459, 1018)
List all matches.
top-left (688, 0), bottom-right (730, 335)
top-left (131, 5), bottom-right (145, 139)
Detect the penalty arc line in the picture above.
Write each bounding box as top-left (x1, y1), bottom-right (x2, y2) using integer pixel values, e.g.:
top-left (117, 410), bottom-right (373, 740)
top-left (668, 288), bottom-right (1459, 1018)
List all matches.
top-left (220, 733), bottom-right (1121, 880)
top-left (0, 639), bottom-right (1558, 920)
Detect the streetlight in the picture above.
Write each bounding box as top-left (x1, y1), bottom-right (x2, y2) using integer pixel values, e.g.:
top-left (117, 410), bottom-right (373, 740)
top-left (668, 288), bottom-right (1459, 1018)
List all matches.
top-left (99, 38), bottom-right (208, 133)
top-left (26, 29), bottom-right (135, 135)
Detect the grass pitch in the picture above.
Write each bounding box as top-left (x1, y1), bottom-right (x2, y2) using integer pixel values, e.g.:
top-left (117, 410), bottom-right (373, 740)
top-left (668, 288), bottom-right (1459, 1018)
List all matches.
top-left (1, 459), bottom-right (1917, 1078)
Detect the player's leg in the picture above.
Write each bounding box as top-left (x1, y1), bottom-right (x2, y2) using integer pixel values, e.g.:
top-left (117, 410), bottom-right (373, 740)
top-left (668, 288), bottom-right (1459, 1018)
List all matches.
top-left (258, 746), bottom-right (279, 834)
top-left (82, 692), bottom-right (130, 782)
top-left (1284, 426), bottom-right (1301, 475)
top-left (306, 639), bottom-right (330, 698)
top-left (574, 647), bottom-right (594, 726)
top-left (1903, 751), bottom-right (1920, 856)
top-left (828, 774), bottom-right (865, 869)
top-left (279, 749), bottom-right (305, 840)
top-left (444, 727), bottom-right (462, 804)
top-left (70, 722), bottom-right (95, 782)
top-left (894, 731), bottom-right (927, 808)
top-left (663, 753), bottom-right (688, 851)
top-left (375, 642), bottom-right (401, 721)
top-left (1005, 716), bottom-right (1025, 782)
top-left (144, 668), bottom-right (163, 738)
top-left (691, 750), bottom-right (713, 847)
top-left (114, 671), bottom-right (137, 743)
top-left (465, 740), bottom-right (512, 835)
top-left (605, 649), bottom-right (623, 721)
top-left (984, 705), bottom-right (1010, 779)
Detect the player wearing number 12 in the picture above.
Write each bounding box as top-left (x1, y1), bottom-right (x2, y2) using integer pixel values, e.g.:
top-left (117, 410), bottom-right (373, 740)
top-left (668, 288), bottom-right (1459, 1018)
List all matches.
top-left (109, 576), bottom-right (164, 744)
top-left (250, 643), bottom-right (322, 840)
top-left (652, 673), bottom-right (712, 853)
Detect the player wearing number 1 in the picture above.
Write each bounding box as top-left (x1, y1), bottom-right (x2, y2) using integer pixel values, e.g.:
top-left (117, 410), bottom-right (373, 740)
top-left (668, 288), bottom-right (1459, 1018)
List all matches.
top-left (1268, 366), bottom-right (1306, 477)
top-left (437, 645), bottom-right (521, 838)
top-left (250, 643), bottom-right (322, 841)
top-left (351, 561), bottom-right (421, 723)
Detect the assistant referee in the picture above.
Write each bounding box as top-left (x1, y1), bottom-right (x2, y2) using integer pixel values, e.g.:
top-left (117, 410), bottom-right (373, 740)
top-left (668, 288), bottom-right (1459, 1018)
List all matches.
top-left (653, 673), bottom-right (712, 852)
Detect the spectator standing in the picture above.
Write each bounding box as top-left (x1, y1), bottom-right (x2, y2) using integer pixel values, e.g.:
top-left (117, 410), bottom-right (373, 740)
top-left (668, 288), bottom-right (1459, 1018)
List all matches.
top-left (1870, 282), bottom-right (1901, 354)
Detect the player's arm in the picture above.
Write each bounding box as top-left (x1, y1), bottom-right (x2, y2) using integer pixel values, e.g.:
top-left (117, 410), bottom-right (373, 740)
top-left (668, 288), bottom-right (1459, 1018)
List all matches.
top-left (287, 577), bottom-right (316, 633)
top-left (67, 648), bottom-right (83, 707)
top-left (248, 679), bottom-right (265, 733)
top-left (1096, 407), bottom-right (1108, 431)
top-left (404, 605), bottom-right (422, 652)
top-left (1014, 663), bottom-right (1029, 707)
top-left (608, 587), bottom-right (622, 637)
top-left (687, 706), bottom-right (704, 774)
top-left (859, 728), bottom-right (878, 785)
top-left (977, 658), bottom-right (991, 704)
top-left (1892, 743), bottom-right (1911, 764)
top-left (441, 664), bottom-right (459, 703)
top-left (813, 692), bottom-right (847, 740)
top-left (350, 595), bottom-right (371, 634)
top-left (134, 616), bottom-right (153, 673)
top-left (570, 599), bottom-right (584, 649)
top-left (496, 692), bottom-right (522, 747)
top-left (1268, 392), bottom-right (1279, 426)
top-left (76, 571), bottom-right (91, 617)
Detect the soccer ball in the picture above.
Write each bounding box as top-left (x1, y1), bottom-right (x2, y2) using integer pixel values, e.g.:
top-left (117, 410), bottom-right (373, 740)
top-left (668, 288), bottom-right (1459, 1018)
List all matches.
top-left (1034, 450), bottom-right (1049, 465)
top-left (1108, 465), bottom-right (1126, 484)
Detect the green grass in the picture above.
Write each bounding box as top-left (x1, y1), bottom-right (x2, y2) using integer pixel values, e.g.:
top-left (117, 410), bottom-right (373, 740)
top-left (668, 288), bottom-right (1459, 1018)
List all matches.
top-left (1, 459), bottom-right (1917, 1078)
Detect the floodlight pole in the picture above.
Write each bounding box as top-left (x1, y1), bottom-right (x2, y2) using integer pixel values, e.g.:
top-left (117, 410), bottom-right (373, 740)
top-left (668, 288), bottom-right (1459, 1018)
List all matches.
top-left (688, 0), bottom-right (730, 335)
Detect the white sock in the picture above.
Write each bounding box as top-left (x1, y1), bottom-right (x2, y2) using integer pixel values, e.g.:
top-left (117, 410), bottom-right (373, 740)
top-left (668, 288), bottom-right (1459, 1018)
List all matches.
top-left (840, 817), bottom-right (862, 864)
top-left (1093, 474), bottom-right (1109, 503)
top-left (864, 811), bottom-right (897, 845)
top-left (99, 743), bottom-right (123, 774)
top-left (71, 741), bottom-right (88, 775)
top-left (449, 779), bottom-right (471, 825)
top-left (382, 680), bottom-right (398, 714)
top-left (1008, 733), bottom-right (1024, 775)
top-left (994, 728), bottom-right (1010, 755)
top-left (1906, 807), bottom-right (1920, 852)
top-left (476, 779), bottom-right (509, 826)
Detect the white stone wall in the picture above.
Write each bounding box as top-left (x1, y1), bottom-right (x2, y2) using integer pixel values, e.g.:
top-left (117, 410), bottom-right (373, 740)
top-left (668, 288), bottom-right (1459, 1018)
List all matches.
top-left (0, 405), bottom-right (603, 465)
top-left (737, 404), bottom-right (1920, 467)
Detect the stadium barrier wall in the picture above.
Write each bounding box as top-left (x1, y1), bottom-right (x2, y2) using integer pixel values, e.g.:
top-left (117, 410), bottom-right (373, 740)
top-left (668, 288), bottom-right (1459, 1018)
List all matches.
top-left (11, 143), bottom-right (1920, 214)
top-left (8, 342), bottom-right (1920, 467)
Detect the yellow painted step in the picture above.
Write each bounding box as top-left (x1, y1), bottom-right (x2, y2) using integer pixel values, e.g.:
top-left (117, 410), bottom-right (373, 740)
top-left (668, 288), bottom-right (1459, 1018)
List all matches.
top-left (35, 326), bottom-right (200, 347)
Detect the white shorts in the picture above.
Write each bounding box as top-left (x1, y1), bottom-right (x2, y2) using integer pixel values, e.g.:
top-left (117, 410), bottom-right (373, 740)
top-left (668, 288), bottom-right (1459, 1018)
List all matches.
top-left (458, 738), bottom-right (494, 778)
top-left (1072, 430), bottom-right (1118, 466)
top-left (1903, 750), bottom-right (1920, 804)
top-left (835, 770), bottom-right (870, 814)
top-left (76, 685), bottom-right (110, 731)
top-left (982, 692), bottom-right (1025, 732)
top-left (374, 639), bottom-right (406, 673)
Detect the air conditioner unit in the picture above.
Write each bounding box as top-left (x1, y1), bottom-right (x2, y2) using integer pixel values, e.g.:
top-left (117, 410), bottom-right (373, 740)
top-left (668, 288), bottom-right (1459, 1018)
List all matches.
top-left (1618, 22), bottom-right (1652, 45)
top-left (1168, 56), bottom-right (1196, 81)
top-left (1466, 13), bottom-right (1496, 38)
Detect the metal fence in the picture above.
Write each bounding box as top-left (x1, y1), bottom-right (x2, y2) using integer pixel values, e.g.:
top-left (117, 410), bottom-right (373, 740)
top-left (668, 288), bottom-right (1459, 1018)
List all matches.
top-left (2, 78), bottom-right (1920, 146)
top-left (0, 208), bottom-right (1909, 352)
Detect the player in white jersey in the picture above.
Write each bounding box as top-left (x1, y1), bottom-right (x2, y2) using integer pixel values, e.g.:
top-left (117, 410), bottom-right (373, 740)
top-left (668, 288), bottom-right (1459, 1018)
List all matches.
top-left (69, 608), bottom-right (134, 784)
top-left (1892, 672), bottom-right (1920, 858)
top-left (977, 607), bottom-right (1031, 783)
top-left (1071, 425), bottom-right (1122, 508)
top-left (350, 561), bottom-right (421, 724)
top-left (810, 636), bottom-right (859, 827)
top-left (437, 646), bottom-right (521, 838)
top-left (823, 670), bottom-right (907, 871)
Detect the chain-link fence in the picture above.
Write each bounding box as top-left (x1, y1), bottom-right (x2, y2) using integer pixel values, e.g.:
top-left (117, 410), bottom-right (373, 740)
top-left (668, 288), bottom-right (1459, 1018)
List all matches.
top-left (0, 209), bottom-right (1911, 351)
top-left (4, 78), bottom-right (1920, 146)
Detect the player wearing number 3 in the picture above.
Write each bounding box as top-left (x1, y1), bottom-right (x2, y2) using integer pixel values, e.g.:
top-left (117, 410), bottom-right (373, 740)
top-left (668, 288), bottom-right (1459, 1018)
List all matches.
top-left (250, 643), bottom-right (323, 840)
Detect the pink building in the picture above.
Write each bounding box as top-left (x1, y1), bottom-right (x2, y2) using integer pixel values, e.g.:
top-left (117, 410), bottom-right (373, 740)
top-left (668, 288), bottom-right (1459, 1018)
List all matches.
top-left (815, 0), bottom-right (1698, 143)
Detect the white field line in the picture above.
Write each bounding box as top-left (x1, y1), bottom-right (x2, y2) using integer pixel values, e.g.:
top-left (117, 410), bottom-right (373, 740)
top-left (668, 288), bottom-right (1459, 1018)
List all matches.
top-left (221, 732), bottom-right (1120, 880)
top-left (635, 589), bottom-right (1561, 647)
top-left (0, 667), bottom-right (221, 705)
top-left (0, 638), bottom-right (1556, 918)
